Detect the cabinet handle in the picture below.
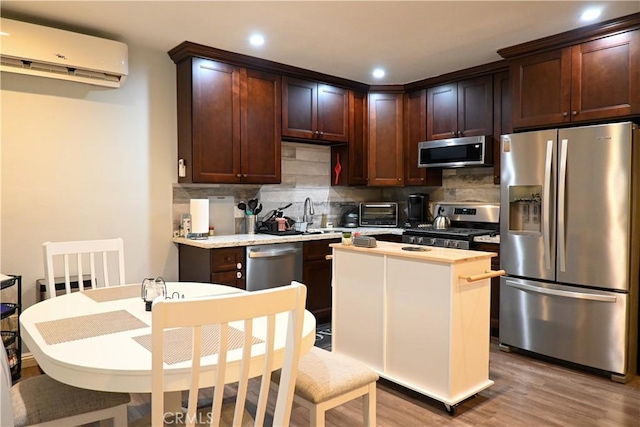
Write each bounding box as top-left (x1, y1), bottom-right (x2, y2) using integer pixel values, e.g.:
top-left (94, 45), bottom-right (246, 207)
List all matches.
top-left (236, 272), bottom-right (242, 279)
top-left (243, 174), bottom-right (248, 177)
top-left (420, 178), bottom-right (424, 181)
top-left (397, 178), bottom-right (401, 181)
top-left (563, 112), bottom-right (569, 117)
top-left (236, 262), bottom-right (242, 269)
top-left (459, 269), bottom-right (505, 283)
top-left (572, 111), bottom-right (578, 116)
top-left (450, 131), bottom-right (456, 136)
top-left (325, 255), bottom-right (333, 260)
top-left (236, 174), bottom-right (242, 178)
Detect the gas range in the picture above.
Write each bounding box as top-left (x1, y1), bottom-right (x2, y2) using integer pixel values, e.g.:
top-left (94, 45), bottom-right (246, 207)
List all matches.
top-left (402, 203), bottom-right (499, 250)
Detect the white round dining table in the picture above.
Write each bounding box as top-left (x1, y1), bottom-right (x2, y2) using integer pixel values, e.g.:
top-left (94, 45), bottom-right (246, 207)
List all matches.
top-left (20, 282), bottom-right (316, 395)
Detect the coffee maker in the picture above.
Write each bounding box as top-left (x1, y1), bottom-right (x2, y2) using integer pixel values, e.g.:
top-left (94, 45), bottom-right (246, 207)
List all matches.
top-left (406, 193), bottom-right (429, 227)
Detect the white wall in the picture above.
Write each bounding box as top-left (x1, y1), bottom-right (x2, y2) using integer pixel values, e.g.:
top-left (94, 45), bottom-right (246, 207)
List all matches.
top-left (1, 44), bottom-right (178, 308)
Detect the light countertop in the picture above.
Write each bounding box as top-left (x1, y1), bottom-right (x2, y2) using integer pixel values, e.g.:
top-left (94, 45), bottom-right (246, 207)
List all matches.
top-left (173, 227), bottom-right (403, 249)
top-left (474, 235), bottom-right (500, 244)
top-left (330, 240), bottom-right (497, 264)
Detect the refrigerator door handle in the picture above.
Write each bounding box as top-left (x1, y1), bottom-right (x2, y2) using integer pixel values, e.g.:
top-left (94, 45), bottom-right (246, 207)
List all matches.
top-left (543, 140), bottom-right (553, 270)
top-left (557, 139), bottom-right (568, 272)
top-left (505, 280), bottom-right (617, 303)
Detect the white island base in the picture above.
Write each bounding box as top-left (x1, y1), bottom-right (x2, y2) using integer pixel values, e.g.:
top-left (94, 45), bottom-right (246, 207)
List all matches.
top-left (330, 241), bottom-right (499, 414)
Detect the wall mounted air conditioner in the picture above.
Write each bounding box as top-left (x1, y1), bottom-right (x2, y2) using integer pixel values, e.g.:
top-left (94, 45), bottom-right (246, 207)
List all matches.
top-left (0, 18), bottom-right (128, 88)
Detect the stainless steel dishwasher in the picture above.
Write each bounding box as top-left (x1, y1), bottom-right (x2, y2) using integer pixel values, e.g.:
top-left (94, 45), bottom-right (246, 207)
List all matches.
top-left (245, 242), bottom-right (303, 291)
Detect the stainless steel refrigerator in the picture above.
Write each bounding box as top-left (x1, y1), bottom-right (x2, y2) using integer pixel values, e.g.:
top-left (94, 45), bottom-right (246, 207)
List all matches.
top-left (499, 122), bottom-right (639, 382)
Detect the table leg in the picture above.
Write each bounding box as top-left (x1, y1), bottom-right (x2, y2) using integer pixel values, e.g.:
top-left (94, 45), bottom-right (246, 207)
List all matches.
top-left (165, 391), bottom-right (184, 414)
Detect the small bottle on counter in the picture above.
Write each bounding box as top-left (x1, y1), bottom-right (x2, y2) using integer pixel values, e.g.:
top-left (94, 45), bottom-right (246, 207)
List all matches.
top-left (181, 214), bottom-right (191, 237)
top-left (209, 226), bottom-right (215, 236)
top-left (321, 213), bottom-right (328, 228)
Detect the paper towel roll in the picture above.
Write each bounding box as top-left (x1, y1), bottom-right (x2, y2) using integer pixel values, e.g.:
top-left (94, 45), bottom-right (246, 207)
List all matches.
top-left (190, 199), bottom-right (209, 234)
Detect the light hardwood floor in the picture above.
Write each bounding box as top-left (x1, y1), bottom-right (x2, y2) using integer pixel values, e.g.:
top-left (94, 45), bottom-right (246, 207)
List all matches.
top-left (21, 341), bottom-right (640, 426)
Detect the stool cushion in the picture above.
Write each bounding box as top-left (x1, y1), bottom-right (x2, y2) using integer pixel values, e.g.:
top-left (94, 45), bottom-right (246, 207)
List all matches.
top-left (280, 347), bottom-right (379, 404)
top-left (11, 374), bottom-right (130, 427)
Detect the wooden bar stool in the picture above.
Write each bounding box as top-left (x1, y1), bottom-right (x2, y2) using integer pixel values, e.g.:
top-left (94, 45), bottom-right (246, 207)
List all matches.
top-left (273, 347), bottom-right (379, 426)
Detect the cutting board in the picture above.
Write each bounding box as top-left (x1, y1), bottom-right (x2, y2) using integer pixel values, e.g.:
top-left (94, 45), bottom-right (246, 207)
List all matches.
top-left (208, 196), bottom-right (236, 235)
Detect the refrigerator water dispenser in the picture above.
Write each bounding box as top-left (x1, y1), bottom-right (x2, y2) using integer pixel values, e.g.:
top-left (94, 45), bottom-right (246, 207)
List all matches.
top-left (508, 186), bottom-right (541, 234)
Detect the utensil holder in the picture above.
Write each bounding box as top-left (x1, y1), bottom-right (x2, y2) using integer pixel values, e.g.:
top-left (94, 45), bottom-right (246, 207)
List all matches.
top-left (245, 215), bottom-right (256, 234)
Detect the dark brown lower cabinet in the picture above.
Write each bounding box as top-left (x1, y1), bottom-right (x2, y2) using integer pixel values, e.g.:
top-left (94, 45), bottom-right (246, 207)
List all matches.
top-left (303, 239), bottom-right (340, 324)
top-left (178, 245), bottom-right (246, 290)
top-left (374, 233), bottom-right (403, 243)
top-left (475, 242), bottom-right (500, 337)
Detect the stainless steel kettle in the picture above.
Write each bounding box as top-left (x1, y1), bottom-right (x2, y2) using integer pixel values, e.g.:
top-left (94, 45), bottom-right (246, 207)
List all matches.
top-left (432, 206), bottom-right (451, 229)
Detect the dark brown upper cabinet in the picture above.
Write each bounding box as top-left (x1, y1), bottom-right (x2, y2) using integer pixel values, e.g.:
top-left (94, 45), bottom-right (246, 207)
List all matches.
top-left (508, 29), bottom-right (639, 129)
top-left (368, 92), bottom-right (404, 186)
top-left (176, 57), bottom-right (281, 184)
top-left (426, 75), bottom-right (493, 141)
top-left (492, 71), bottom-right (511, 185)
top-left (331, 91), bottom-right (368, 186)
top-left (404, 90), bottom-right (442, 186)
top-left (282, 77), bottom-right (349, 143)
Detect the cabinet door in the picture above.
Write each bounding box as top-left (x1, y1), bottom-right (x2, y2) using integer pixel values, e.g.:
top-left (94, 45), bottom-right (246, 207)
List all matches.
top-left (492, 71), bottom-right (511, 185)
top-left (426, 83), bottom-right (457, 140)
top-left (317, 84), bottom-right (349, 142)
top-left (240, 69), bottom-right (281, 184)
top-left (282, 77), bottom-right (317, 140)
top-left (458, 75), bottom-right (493, 137)
top-left (404, 90), bottom-right (443, 186)
top-left (302, 239), bottom-right (338, 323)
top-left (571, 30), bottom-right (640, 122)
top-left (476, 243), bottom-right (500, 337)
top-left (190, 58), bottom-right (241, 183)
top-left (368, 92), bottom-right (404, 186)
top-left (511, 48), bottom-right (572, 128)
top-left (302, 259), bottom-right (332, 322)
top-left (332, 91), bottom-right (368, 186)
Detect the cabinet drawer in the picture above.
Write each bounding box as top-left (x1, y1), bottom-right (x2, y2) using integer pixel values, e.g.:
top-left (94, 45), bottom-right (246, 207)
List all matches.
top-left (211, 271), bottom-right (245, 290)
top-left (211, 247), bottom-right (244, 271)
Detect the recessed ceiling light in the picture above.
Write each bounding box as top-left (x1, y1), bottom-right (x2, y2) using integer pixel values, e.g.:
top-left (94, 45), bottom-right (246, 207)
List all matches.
top-left (249, 34), bottom-right (265, 46)
top-left (372, 68), bottom-right (385, 79)
top-left (580, 7), bottom-right (601, 22)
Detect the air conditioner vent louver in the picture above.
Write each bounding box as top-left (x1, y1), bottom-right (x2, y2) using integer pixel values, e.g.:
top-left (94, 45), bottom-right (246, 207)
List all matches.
top-left (0, 18), bottom-right (128, 88)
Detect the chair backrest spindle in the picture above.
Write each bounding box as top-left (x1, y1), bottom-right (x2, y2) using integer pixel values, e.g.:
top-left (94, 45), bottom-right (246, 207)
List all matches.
top-left (42, 238), bottom-right (126, 298)
top-left (151, 282), bottom-right (307, 427)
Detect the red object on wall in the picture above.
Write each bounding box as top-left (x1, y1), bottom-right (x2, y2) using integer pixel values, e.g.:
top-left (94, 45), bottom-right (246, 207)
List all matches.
top-left (334, 153), bottom-right (342, 185)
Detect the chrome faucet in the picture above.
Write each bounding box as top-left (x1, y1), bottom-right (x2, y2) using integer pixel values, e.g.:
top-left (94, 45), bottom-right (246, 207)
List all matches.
top-left (303, 197), bottom-right (315, 225)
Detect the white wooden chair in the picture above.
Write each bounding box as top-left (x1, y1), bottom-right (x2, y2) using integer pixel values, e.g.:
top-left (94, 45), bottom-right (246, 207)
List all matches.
top-left (272, 346), bottom-right (379, 427)
top-left (150, 281), bottom-right (307, 427)
top-left (42, 238), bottom-right (125, 299)
top-left (0, 345), bottom-right (130, 427)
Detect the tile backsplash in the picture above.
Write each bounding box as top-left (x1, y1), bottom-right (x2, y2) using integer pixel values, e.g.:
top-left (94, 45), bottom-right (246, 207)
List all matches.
top-left (172, 142), bottom-right (499, 233)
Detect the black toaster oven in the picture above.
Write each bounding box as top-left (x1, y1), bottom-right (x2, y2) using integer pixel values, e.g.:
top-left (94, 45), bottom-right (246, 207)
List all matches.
top-left (358, 203), bottom-right (398, 227)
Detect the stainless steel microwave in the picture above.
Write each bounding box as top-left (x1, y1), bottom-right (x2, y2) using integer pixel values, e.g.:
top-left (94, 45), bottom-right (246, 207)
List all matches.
top-left (359, 202), bottom-right (398, 227)
top-left (418, 135), bottom-right (492, 168)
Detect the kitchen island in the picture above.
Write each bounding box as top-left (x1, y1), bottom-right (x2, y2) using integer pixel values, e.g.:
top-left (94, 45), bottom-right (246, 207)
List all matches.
top-left (330, 241), bottom-right (501, 414)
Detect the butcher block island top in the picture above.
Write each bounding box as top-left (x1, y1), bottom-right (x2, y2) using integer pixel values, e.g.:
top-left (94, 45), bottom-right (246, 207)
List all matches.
top-left (329, 240), bottom-right (496, 264)
top-left (330, 240), bottom-right (502, 414)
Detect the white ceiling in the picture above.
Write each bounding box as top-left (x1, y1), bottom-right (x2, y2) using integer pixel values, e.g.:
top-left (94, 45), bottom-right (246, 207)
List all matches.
top-left (2, 1), bottom-right (639, 84)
